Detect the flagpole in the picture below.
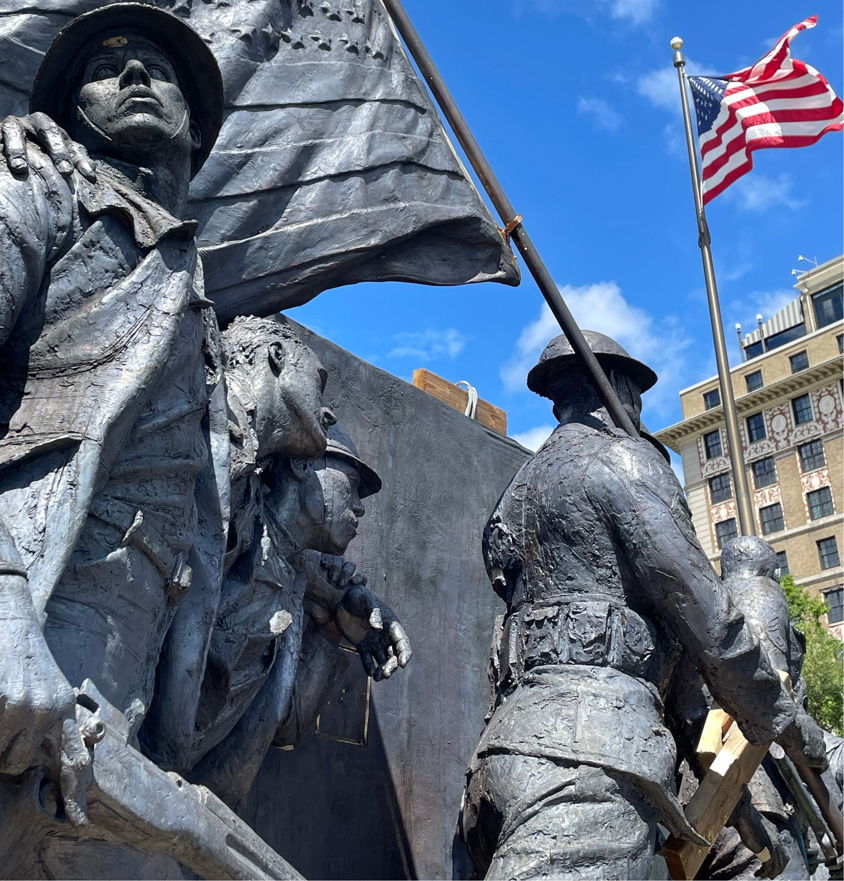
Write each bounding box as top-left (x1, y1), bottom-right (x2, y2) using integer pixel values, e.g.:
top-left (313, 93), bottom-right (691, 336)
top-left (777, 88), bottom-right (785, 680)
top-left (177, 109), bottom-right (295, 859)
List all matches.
top-left (672, 38), bottom-right (756, 537)
top-left (380, 0), bottom-right (640, 440)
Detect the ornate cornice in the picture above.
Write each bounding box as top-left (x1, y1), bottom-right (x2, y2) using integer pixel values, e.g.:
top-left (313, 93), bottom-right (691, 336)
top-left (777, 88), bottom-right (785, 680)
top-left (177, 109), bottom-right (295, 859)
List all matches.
top-left (655, 357), bottom-right (843, 451)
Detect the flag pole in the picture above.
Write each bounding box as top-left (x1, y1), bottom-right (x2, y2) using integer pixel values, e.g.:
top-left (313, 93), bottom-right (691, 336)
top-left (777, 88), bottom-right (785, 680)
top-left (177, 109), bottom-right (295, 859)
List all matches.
top-left (672, 38), bottom-right (756, 537)
top-left (380, 0), bottom-right (640, 440)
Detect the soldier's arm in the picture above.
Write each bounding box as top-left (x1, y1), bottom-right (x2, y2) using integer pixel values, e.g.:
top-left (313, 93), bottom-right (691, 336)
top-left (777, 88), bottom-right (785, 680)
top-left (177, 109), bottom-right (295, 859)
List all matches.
top-left (0, 140), bottom-right (84, 813)
top-left (593, 443), bottom-right (799, 748)
top-left (0, 137), bottom-right (73, 347)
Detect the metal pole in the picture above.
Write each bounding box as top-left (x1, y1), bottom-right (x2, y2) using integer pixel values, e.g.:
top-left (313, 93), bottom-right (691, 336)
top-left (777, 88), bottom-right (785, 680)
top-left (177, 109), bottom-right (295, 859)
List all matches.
top-left (769, 744), bottom-right (841, 863)
top-left (796, 761), bottom-right (844, 854)
top-left (381, 0), bottom-right (639, 439)
top-left (672, 39), bottom-right (756, 536)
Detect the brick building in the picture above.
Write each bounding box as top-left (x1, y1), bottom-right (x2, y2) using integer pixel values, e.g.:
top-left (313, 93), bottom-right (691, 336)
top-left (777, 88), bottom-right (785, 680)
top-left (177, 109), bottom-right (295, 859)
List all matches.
top-left (655, 255), bottom-right (844, 638)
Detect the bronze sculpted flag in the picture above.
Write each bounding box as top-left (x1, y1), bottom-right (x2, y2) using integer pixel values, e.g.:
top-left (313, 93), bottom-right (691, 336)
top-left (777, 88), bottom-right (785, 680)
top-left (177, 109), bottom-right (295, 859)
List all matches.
top-left (0, 0), bottom-right (519, 319)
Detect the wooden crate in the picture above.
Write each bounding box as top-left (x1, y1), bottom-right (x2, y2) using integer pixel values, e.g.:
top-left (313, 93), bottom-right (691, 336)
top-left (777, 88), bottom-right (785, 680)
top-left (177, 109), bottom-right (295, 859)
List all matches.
top-left (413, 369), bottom-right (507, 436)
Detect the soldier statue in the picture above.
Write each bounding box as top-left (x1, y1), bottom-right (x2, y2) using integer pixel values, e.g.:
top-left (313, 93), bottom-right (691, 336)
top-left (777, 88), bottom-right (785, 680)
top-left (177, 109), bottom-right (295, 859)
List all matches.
top-left (188, 412), bottom-right (411, 808)
top-left (0, 6), bottom-right (337, 875)
top-left (459, 331), bottom-right (827, 881)
top-left (668, 536), bottom-right (837, 880)
top-left (0, 2), bottom-right (232, 824)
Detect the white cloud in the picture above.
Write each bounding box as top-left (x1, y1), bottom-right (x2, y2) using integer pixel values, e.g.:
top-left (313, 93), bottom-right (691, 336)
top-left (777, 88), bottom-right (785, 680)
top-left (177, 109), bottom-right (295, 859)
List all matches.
top-left (636, 59), bottom-right (716, 113)
top-left (500, 281), bottom-right (692, 419)
top-left (636, 67), bottom-right (680, 112)
top-left (512, 424), bottom-right (555, 451)
top-left (577, 97), bottom-right (624, 133)
top-left (751, 288), bottom-right (798, 320)
top-left (725, 172), bottom-right (806, 213)
top-left (605, 0), bottom-right (658, 24)
top-left (388, 328), bottom-right (465, 361)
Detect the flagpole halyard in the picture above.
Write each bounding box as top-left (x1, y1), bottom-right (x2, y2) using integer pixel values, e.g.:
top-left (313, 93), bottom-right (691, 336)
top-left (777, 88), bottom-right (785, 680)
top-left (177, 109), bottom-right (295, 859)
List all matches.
top-left (672, 38), bottom-right (757, 537)
top-left (381, 0), bottom-right (640, 440)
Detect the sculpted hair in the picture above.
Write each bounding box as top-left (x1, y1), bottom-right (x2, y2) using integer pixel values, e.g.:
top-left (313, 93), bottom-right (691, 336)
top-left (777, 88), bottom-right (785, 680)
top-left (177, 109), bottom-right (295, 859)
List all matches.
top-left (222, 316), bottom-right (306, 371)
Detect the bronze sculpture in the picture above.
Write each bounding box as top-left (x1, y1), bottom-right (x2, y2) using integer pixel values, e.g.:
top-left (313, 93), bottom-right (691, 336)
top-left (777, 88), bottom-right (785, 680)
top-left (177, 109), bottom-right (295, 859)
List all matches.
top-left (0, 0), bottom-right (519, 319)
top-left (0, 3), bottom-right (227, 825)
top-left (460, 331), bottom-right (826, 881)
top-left (668, 536), bottom-right (836, 880)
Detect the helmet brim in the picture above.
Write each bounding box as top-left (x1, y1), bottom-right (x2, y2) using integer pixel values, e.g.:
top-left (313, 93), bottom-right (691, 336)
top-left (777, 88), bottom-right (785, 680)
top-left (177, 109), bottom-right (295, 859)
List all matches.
top-left (30, 3), bottom-right (223, 178)
top-left (527, 351), bottom-right (658, 399)
top-left (325, 445), bottom-right (382, 499)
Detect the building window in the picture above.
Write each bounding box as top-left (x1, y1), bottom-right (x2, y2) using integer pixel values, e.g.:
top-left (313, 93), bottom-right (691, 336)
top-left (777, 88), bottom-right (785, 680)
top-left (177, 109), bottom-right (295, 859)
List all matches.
top-left (745, 341), bottom-right (764, 360)
top-left (709, 473), bottom-right (732, 503)
top-left (704, 430), bottom-right (723, 460)
top-left (813, 282), bottom-right (843, 329)
top-left (825, 587), bottom-right (844, 624)
top-left (716, 518), bottom-right (738, 549)
top-left (838, 334), bottom-right (843, 354)
top-left (752, 456), bottom-right (777, 488)
top-left (792, 394), bottom-right (813, 425)
top-left (745, 371), bottom-right (764, 392)
top-left (759, 503), bottom-right (784, 535)
top-left (746, 412), bottom-right (766, 442)
top-left (807, 487), bottom-right (834, 520)
top-left (799, 440), bottom-right (826, 472)
top-left (776, 550), bottom-right (789, 577)
top-left (790, 351), bottom-right (809, 373)
top-left (703, 389), bottom-right (721, 410)
top-left (767, 324), bottom-right (808, 351)
top-left (818, 537), bottom-right (840, 570)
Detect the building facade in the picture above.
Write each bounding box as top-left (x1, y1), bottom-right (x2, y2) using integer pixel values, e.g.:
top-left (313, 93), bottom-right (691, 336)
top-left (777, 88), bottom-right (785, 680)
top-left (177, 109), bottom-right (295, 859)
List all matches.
top-left (655, 255), bottom-right (844, 638)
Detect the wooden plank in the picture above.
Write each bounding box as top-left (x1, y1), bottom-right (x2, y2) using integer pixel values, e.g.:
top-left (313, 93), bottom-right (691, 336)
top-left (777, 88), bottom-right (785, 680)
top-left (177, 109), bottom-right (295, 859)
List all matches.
top-left (413, 369), bottom-right (507, 435)
top-left (663, 724), bottom-right (769, 880)
top-left (696, 705), bottom-right (733, 771)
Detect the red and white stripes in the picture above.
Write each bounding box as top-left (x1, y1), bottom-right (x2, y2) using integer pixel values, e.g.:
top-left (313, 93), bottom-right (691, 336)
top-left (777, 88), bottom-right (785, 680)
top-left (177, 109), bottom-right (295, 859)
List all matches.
top-left (698, 16), bottom-right (843, 204)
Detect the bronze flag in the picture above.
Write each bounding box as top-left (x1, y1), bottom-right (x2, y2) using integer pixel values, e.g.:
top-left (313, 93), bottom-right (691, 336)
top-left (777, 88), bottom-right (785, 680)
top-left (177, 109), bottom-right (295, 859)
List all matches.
top-left (0, 0), bottom-right (519, 320)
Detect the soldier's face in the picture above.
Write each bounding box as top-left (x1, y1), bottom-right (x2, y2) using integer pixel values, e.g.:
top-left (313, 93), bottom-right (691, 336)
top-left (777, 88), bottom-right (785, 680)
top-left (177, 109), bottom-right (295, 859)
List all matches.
top-left (257, 337), bottom-right (332, 460)
top-left (300, 458), bottom-right (365, 555)
top-left (75, 36), bottom-right (191, 151)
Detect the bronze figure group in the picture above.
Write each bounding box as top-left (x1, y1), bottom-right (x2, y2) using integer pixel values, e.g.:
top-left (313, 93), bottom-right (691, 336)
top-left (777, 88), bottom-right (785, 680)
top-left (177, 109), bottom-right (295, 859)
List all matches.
top-left (0, 3), bottom-right (837, 880)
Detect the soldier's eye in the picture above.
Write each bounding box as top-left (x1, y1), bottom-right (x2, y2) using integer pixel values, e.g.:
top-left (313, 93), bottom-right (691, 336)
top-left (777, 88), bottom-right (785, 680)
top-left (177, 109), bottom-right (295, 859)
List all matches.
top-left (93, 64), bottom-right (119, 80)
top-left (147, 65), bottom-right (170, 81)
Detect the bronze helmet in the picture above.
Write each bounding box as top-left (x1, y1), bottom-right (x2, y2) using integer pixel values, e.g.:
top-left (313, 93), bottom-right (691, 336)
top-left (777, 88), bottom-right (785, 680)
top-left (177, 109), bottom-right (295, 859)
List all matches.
top-left (30, 3), bottom-right (224, 178)
top-left (324, 425), bottom-right (382, 499)
top-left (527, 330), bottom-right (658, 400)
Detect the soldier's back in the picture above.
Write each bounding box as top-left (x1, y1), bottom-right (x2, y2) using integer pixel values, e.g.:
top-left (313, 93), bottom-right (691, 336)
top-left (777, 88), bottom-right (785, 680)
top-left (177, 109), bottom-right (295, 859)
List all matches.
top-left (487, 420), bottom-right (666, 612)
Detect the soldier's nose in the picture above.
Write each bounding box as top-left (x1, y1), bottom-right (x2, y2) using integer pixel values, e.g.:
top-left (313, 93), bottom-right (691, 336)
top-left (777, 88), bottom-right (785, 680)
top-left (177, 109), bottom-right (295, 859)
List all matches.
top-left (119, 59), bottom-right (151, 88)
top-left (321, 408), bottom-right (337, 430)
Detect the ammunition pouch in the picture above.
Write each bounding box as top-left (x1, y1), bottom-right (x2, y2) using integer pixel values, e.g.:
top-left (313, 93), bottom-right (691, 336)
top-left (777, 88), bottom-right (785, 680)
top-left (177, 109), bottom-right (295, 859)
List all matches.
top-left (498, 595), bottom-right (669, 693)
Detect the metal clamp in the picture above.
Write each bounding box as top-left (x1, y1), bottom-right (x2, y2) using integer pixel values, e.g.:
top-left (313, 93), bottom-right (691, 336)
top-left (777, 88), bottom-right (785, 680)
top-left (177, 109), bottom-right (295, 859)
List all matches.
top-left (500, 214), bottom-right (523, 243)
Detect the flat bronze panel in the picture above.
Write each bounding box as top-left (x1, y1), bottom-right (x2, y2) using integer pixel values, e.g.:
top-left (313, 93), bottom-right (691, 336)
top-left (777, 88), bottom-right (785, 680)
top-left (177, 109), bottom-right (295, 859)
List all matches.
top-left (316, 647), bottom-right (371, 746)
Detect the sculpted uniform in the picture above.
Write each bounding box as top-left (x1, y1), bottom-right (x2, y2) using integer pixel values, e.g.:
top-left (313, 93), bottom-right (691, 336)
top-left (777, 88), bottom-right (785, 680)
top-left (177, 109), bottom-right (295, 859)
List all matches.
top-left (0, 5), bottom-right (226, 736)
top-left (461, 334), bottom-right (798, 880)
top-left (668, 538), bottom-right (817, 880)
top-left (0, 152), bottom-right (225, 728)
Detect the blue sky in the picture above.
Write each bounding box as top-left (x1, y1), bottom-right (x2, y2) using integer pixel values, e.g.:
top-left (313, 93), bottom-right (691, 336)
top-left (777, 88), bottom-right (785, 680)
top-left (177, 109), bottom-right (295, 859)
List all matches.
top-left (290, 0), bottom-right (843, 456)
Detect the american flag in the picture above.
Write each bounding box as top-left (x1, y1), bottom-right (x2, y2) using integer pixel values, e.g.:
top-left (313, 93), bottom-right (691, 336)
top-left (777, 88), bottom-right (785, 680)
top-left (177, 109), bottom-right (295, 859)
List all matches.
top-left (689, 16), bottom-right (843, 204)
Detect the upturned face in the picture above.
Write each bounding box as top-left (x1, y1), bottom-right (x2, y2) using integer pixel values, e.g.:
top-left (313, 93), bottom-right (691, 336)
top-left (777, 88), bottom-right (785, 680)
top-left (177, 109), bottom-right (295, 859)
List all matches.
top-left (300, 457), bottom-right (365, 555)
top-left (75, 35), bottom-right (192, 153)
top-left (253, 338), bottom-right (333, 461)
